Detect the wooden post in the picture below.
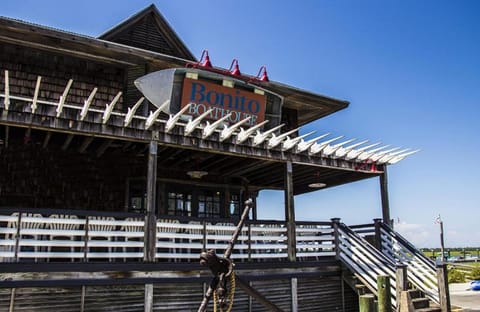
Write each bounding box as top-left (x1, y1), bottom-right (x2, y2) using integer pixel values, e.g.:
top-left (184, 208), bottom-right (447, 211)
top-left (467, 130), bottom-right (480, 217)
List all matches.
top-left (436, 264), bottom-right (451, 312)
top-left (373, 218), bottom-right (383, 251)
top-left (8, 288), bottom-right (15, 312)
top-left (331, 218), bottom-right (341, 258)
top-left (291, 277), bottom-right (298, 312)
top-left (284, 161), bottom-right (296, 262)
top-left (144, 140), bottom-right (157, 262)
top-left (144, 140), bottom-right (157, 312)
top-left (377, 275), bottom-right (392, 312)
top-left (396, 264), bottom-right (408, 312)
top-left (359, 294), bottom-right (375, 312)
top-left (145, 284), bottom-right (154, 312)
top-left (80, 286), bottom-right (86, 312)
top-left (379, 166), bottom-right (391, 226)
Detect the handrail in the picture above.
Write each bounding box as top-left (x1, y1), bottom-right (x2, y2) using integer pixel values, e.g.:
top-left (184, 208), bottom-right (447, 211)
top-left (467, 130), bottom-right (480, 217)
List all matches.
top-left (335, 221), bottom-right (398, 308)
top-left (348, 221), bottom-right (439, 304)
top-left (377, 222), bottom-right (439, 302)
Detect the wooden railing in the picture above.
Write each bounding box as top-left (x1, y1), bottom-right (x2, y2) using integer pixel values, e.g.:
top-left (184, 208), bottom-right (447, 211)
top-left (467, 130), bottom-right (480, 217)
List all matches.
top-left (349, 220), bottom-right (439, 304)
top-left (334, 220), bottom-right (399, 307)
top-left (0, 211), bottom-right (335, 263)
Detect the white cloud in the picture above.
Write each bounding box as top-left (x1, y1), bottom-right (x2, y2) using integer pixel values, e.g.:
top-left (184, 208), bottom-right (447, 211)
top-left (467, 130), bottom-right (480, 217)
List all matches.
top-left (394, 222), bottom-right (435, 247)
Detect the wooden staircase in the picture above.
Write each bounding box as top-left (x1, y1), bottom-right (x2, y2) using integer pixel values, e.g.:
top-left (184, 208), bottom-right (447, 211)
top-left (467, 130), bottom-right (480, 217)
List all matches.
top-left (399, 289), bottom-right (441, 312)
top-left (335, 220), bottom-right (450, 311)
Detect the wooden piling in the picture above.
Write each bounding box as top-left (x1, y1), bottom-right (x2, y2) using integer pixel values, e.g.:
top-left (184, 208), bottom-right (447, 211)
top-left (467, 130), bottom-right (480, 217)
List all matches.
top-left (377, 275), bottom-right (392, 312)
top-left (396, 264), bottom-right (408, 312)
top-left (436, 264), bottom-right (451, 312)
top-left (359, 294), bottom-right (375, 312)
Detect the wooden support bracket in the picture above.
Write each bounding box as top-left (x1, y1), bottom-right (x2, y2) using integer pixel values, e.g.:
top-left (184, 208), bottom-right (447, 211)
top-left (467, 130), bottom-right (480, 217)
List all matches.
top-left (80, 87), bottom-right (98, 121)
top-left (102, 91), bottom-right (122, 124)
top-left (124, 97), bottom-right (144, 127)
top-left (56, 79), bottom-right (73, 118)
top-left (31, 76), bottom-right (42, 114)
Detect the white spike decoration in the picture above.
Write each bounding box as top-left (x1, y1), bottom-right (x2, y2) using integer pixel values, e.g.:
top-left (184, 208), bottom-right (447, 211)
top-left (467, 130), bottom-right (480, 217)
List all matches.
top-left (323, 138), bottom-right (356, 156)
top-left (145, 99), bottom-right (170, 130)
top-left (102, 91), bottom-right (122, 124)
top-left (56, 79), bottom-right (73, 118)
top-left (310, 136), bottom-right (343, 155)
top-left (236, 120), bottom-right (269, 144)
top-left (3, 70), bottom-right (9, 110)
top-left (356, 145), bottom-right (391, 161)
top-left (0, 69), bottom-right (418, 166)
top-left (124, 97), bottom-right (145, 127)
top-left (165, 103), bottom-right (192, 133)
top-left (253, 124), bottom-right (284, 146)
top-left (282, 131), bottom-right (316, 151)
top-left (369, 147), bottom-right (402, 162)
top-left (80, 88), bottom-right (98, 121)
top-left (31, 76), bottom-right (42, 114)
top-left (219, 116), bottom-right (252, 142)
top-left (387, 149), bottom-right (420, 164)
top-left (297, 133), bottom-right (329, 153)
top-left (345, 142), bottom-right (381, 160)
top-left (334, 140), bottom-right (369, 158)
top-left (184, 108), bottom-right (214, 136)
top-left (376, 148), bottom-right (411, 164)
top-left (268, 128), bottom-right (300, 149)
top-left (202, 113), bottom-right (232, 139)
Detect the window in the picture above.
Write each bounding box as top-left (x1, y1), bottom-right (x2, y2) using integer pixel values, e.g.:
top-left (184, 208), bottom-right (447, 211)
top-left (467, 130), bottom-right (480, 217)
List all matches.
top-left (229, 194), bottom-right (240, 217)
top-left (198, 191), bottom-right (221, 218)
top-left (167, 192), bottom-right (192, 216)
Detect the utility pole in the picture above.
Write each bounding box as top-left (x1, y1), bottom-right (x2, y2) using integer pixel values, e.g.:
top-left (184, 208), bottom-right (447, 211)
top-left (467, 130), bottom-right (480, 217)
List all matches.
top-left (436, 215), bottom-right (445, 262)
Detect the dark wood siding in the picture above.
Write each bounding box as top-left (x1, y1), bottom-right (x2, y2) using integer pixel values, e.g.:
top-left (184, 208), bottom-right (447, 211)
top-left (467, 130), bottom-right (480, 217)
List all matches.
top-left (298, 276), bottom-right (359, 312)
top-left (0, 133), bottom-right (146, 211)
top-left (109, 14), bottom-right (176, 56)
top-left (0, 43), bottom-right (126, 110)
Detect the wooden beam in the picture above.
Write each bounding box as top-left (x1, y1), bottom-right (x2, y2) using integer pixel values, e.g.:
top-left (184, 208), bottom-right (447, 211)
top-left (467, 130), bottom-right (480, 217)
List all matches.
top-left (379, 166), bottom-right (391, 225)
top-left (235, 276), bottom-right (284, 312)
top-left (78, 136), bottom-right (94, 154)
top-left (61, 134), bottom-right (74, 151)
top-left (284, 161), bottom-right (296, 262)
top-left (96, 139), bottom-right (112, 158)
top-left (3, 125), bottom-right (8, 148)
top-left (3, 70), bottom-right (9, 110)
top-left (144, 140), bottom-right (158, 262)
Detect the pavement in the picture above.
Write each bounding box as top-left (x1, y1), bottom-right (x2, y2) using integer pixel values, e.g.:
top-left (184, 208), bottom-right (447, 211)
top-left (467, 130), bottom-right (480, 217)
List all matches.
top-left (450, 282), bottom-right (480, 311)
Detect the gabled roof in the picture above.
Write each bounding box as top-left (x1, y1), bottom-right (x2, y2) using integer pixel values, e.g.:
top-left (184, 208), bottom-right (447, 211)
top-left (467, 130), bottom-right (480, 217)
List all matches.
top-left (99, 4), bottom-right (195, 61)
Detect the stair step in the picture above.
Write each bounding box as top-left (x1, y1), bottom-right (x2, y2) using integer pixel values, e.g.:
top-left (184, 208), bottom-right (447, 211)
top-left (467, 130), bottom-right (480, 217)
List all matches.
top-left (355, 284), bottom-right (369, 295)
top-left (415, 308), bottom-right (441, 312)
top-left (412, 297), bottom-right (430, 309)
top-left (407, 289), bottom-right (424, 299)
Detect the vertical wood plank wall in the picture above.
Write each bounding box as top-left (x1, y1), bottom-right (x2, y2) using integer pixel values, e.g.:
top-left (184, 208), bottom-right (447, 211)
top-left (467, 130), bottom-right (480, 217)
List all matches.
top-left (0, 277), bottom-right (359, 311)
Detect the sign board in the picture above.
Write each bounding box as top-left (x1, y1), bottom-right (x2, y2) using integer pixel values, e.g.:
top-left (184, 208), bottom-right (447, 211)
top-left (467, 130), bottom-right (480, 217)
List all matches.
top-left (181, 77), bottom-right (266, 126)
top-left (134, 68), bottom-right (282, 129)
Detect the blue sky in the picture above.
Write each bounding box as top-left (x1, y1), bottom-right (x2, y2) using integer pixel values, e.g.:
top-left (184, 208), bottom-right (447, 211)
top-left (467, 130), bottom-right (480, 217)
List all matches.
top-left (1, 1), bottom-right (479, 248)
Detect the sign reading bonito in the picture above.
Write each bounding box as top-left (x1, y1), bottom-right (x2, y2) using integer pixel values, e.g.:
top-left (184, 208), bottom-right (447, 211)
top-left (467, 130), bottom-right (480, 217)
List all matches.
top-left (181, 77), bottom-right (266, 126)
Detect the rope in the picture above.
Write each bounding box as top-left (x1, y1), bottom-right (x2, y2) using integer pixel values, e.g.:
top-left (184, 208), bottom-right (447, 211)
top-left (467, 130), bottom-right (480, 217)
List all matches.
top-left (213, 271), bottom-right (236, 312)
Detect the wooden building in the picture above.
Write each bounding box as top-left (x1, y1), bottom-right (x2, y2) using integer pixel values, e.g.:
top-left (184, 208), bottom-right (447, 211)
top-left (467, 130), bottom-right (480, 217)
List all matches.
top-left (0, 5), bottom-right (444, 312)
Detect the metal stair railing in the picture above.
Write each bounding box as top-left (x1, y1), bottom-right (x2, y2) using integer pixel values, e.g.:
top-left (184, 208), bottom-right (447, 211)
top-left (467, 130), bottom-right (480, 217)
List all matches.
top-left (333, 220), bottom-right (398, 308)
top-left (377, 222), bottom-right (439, 303)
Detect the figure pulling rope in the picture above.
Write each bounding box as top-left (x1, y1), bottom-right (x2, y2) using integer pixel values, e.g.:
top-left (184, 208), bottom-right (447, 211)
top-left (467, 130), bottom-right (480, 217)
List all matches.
top-left (197, 198), bottom-right (253, 312)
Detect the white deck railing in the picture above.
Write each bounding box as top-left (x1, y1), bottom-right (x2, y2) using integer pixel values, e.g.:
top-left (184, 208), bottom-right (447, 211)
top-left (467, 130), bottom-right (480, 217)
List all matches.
top-left (0, 212), bottom-right (335, 262)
